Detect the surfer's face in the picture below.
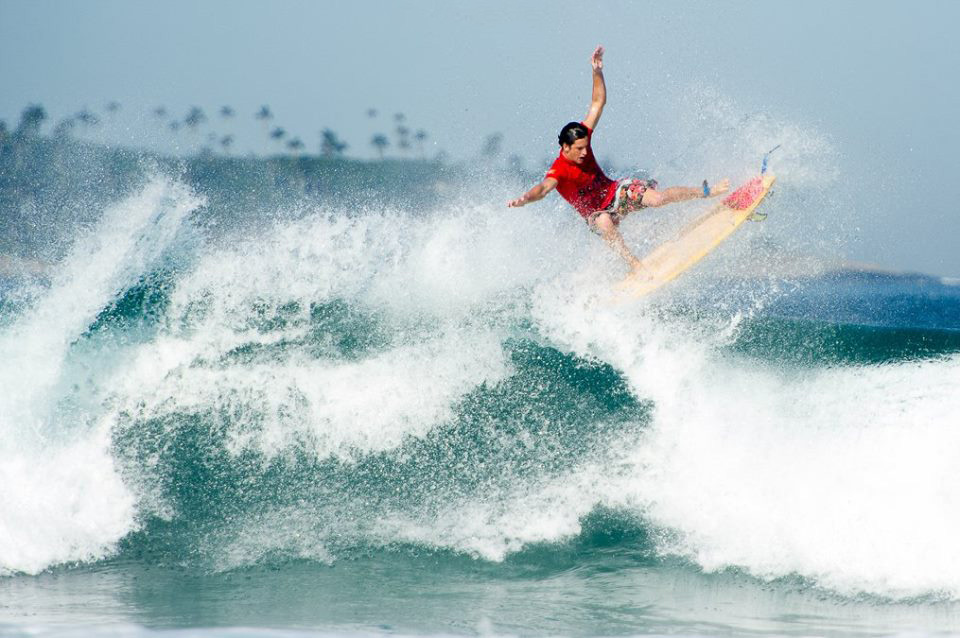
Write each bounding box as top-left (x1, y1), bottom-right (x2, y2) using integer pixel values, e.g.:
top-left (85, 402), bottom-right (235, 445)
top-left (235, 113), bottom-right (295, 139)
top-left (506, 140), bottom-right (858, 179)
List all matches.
top-left (561, 138), bottom-right (590, 165)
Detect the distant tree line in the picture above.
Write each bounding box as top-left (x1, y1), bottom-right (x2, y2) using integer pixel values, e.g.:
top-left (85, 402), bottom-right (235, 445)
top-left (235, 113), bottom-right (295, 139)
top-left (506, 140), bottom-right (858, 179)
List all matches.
top-left (0, 102), bottom-right (446, 161)
top-left (1, 101), bottom-right (518, 168)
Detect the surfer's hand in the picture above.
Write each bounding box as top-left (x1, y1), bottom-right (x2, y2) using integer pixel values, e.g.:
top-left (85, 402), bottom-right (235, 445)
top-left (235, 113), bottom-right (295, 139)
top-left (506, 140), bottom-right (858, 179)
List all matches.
top-left (591, 45), bottom-right (604, 72)
top-left (507, 195), bottom-right (526, 207)
top-left (706, 178), bottom-right (730, 197)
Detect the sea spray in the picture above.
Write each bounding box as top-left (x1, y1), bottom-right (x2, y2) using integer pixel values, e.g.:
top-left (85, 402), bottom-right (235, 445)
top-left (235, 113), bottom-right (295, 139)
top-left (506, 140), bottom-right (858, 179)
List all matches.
top-left (0, 175), bottom-right (201, 574)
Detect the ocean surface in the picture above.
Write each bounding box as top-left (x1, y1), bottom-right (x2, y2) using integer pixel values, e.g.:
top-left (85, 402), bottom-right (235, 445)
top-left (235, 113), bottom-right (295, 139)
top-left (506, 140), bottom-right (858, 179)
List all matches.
top-left (2, 136), bottom-right (960, 637)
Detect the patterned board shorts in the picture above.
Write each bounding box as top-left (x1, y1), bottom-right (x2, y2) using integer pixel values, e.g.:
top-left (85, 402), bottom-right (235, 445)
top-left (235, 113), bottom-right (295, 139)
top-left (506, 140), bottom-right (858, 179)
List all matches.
top-left (587, 178), bottom-right (659, 225)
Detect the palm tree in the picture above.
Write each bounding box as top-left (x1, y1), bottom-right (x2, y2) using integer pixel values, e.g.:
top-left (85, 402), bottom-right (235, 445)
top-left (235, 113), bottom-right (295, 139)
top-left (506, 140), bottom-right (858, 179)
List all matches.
top-left (15, 104), bottom-right (47, 137)
top-left (200, 132), bottom-right (217, 156)
top-left (103, 102), bottom-right (120, 139)
top-left (269, 127), bottom-right (286, 154)
top-left (74, 107), bottom-right (99, 140)
top-left (75, 108), bottom-right (99, 127)
top-left (287, 137), bottom-right (305, 155)
top-left (220, 134), bottom-right (235, 154)
top-left (256, 106), bottom-right (274, 154)
top-left (255, 105), bottom-right (273, 122)
top-left (220, 106), bottom-right (235, 118)
top-left (182, 107), bottom-right (206, 154)
top-left (366, 108), bottom-right (378, 118)
top-left (414, 129), bottom-right (428, 157)
top-left (395, 125), bottom-right (410, 155)
top-left (184, 106), bottom-right (206, 130)
top-left (320, 129), bottom-right (347, 157)
top-left (371, 134), bottom-right (389, 159)
top-left (394, 112), bottom-right (405, 123)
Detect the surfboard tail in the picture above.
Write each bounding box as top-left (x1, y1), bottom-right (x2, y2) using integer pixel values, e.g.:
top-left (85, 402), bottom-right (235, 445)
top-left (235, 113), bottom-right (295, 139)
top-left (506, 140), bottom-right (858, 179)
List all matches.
top-left (723, 177), bottom-right (766, 210)
top-left (613, 174), bottom-right (776, 301)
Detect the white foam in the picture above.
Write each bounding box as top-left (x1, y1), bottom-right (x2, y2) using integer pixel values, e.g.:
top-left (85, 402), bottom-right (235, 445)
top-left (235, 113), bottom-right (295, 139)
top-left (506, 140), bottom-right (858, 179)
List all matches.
top-left (165, 199), bottom-right (583, 329)
top-left (99, 202), bottom-right (578, 465)
top-left (528, 276), bottom-right (960, 599)
top-left (0, 176), bottom-right (200, 574)
top-left (113, 330), bottom-right (509, 462)
top-left (0, 428), bottom-right (136, 575)
top-left (627, 355), bottom-right (960, 598)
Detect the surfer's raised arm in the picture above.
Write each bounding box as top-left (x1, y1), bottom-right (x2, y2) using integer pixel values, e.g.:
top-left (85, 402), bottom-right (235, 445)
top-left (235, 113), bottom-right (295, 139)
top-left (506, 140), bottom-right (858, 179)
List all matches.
top-left (582, 45), bottom-right (606, 130)
top-left (507, 46), bottom-right (606, 209)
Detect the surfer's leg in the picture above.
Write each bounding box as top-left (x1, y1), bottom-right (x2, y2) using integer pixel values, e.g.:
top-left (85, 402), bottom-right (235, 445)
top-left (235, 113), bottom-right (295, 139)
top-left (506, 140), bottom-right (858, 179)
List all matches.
top-left (641, 179), bottom-right (731, 207)
top-left (590, 212), bottom-right (644, 272)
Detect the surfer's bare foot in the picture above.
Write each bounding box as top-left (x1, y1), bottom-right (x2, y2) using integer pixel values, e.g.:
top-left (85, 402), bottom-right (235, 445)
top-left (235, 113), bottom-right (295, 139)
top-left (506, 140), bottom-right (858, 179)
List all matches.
top-left (629, 260), bottom-right (652, 280)
top-left (706, 178), bottom-right (730, 197)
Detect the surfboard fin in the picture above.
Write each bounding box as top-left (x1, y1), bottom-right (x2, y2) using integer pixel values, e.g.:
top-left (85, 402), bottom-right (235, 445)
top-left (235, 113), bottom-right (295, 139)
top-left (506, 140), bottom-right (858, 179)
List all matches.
top-left (748, 181), bottom-right (773, 220)
top-left (760, 144), bottom-right (781, 175)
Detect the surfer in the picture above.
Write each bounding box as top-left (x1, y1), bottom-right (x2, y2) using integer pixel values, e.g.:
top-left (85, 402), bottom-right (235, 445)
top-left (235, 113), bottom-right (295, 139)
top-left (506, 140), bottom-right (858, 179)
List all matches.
top-left (507, 45), bottom-right (731, 273)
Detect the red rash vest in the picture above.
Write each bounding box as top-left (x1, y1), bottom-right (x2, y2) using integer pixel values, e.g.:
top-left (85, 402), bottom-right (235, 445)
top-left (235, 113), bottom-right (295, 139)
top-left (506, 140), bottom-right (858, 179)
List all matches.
top-left (545, 124), bottom-right (617, 218)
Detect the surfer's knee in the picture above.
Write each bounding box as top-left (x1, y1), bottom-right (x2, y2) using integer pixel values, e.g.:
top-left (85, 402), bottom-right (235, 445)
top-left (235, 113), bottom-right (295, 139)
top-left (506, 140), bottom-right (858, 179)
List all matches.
top-left (640, 189), bottom-right (664, 207)
top-left (591, 212), bottom-right (617, 236)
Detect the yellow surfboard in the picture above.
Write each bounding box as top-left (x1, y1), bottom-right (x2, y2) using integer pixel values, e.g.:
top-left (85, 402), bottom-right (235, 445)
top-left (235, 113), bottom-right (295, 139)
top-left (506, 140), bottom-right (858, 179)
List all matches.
top-left (615, 174), bottom-right (776, 299)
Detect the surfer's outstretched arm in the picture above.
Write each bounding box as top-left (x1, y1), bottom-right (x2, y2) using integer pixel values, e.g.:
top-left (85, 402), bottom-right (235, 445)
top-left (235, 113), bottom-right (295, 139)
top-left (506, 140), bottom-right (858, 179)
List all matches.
top-left (507, 178), bottom-right (558, 208)
top-left (582, 45), bottom-right (606, 131)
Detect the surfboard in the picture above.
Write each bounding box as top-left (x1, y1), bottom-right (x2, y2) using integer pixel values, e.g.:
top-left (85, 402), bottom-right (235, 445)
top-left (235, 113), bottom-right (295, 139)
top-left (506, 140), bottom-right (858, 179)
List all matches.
top-left (615, 174), bottom-right (776, 299)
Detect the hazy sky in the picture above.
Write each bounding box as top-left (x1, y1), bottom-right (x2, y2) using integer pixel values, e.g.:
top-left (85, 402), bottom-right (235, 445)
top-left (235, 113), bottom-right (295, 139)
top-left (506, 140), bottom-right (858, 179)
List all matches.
top-left (2, 0), bottom-right (958, 276)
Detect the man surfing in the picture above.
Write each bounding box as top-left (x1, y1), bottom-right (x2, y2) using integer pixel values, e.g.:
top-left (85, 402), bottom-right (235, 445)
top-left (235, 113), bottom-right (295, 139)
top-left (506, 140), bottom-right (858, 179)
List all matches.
top-left (507, 46), bottom-right (730, 273)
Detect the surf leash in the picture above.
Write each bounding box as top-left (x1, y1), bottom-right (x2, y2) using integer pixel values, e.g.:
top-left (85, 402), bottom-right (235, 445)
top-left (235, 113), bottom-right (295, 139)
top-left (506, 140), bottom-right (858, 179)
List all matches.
top-left (760, 144), bottom-right (781, 175)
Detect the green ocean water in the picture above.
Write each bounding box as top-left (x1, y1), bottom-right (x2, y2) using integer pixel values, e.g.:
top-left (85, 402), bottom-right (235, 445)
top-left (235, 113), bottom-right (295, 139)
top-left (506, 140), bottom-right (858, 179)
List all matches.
top-left (2, 137), bottom-right (960, 637)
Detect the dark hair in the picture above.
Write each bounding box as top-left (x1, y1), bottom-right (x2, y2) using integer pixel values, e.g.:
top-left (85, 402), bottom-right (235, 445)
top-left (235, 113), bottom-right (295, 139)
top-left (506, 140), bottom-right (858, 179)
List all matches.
top-left (558, 122), bottom-right (589, 147)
